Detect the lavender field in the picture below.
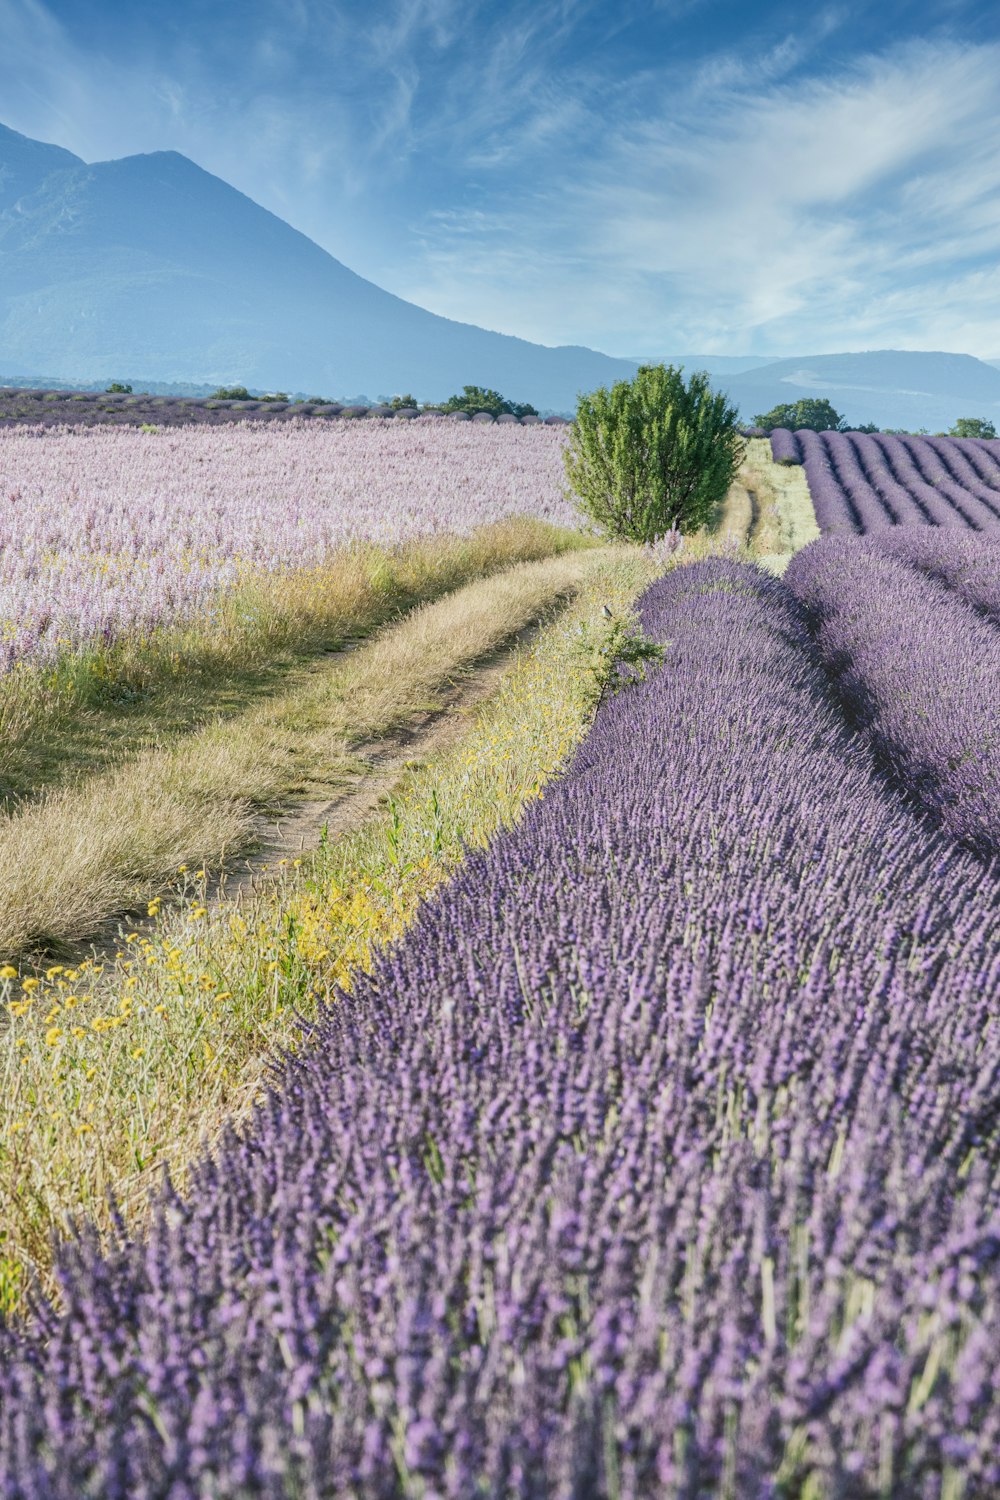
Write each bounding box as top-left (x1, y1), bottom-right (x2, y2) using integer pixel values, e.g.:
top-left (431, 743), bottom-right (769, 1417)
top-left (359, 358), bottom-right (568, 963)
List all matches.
top-left (3, 558), bottom-right (999, 1496)
top-left (770, 428), bottom-right (1000, 533)
top-left (0, 419), bottom-right (573, 672)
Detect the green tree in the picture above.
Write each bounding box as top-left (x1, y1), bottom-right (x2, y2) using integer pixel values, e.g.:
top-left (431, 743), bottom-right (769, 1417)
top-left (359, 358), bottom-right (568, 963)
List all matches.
top-left (211, 385), bottom-right (251, 400)
top-left (563, 364), bottom-right (744, 541)
top-left (105, 382), bottom-right (132, 394)
top-left (388, 393), bottom-right (419, 410)
top-left (439, 385), bottom-right (538, 418)
top-left (752, 398), bottom-right (845, 433)
top-left (949, 417), bottom-right (997, 439)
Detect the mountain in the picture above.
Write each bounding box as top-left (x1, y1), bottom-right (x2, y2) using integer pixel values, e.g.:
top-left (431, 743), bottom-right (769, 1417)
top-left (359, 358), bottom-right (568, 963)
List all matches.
top-left (4, 125), bottom-right (999, 424)
top-left (0, 123), bottom-right (643, 410)
top-left (628, 354), bottom-right (773, 376)
top-left (723, 350), bottom-right (1000, 432)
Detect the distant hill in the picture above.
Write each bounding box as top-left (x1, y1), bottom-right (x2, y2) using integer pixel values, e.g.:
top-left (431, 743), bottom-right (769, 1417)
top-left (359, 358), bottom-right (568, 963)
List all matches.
top-left (3, 125), bottom-right (999, 425)
top-left (628, 355), bottom-right (773, 376)
top-left (0, 122), bottom-right (643, 411)
top-left (722, 351), bottom-right (1000, 432)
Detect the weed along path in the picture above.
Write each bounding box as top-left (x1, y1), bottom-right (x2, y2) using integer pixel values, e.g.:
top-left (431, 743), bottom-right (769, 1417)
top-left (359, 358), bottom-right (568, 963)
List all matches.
top-left (0, 552), bottom-right (591, 963)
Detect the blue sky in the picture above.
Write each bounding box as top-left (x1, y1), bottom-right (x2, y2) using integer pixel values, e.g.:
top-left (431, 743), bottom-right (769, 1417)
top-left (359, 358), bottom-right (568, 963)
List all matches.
top-left (3, 0), bottom-right (1000, 358)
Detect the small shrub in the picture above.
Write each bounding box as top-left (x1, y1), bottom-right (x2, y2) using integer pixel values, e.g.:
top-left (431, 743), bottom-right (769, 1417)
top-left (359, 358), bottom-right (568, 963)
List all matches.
top-left (563, 364), bottom-right (744, 541)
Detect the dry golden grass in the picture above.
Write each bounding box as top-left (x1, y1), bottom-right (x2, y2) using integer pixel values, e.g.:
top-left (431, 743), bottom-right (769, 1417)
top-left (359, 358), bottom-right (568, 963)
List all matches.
top-left (0, 547), bottom-right (654, 1313)
top-left (0, 550), bottom-right (589, 960)
top-left (708, 438), bottom-right (819, 573)
top-left (740, 436), bottom-right (820, 570)
top-left (0, 516), bottom-right (585, 808)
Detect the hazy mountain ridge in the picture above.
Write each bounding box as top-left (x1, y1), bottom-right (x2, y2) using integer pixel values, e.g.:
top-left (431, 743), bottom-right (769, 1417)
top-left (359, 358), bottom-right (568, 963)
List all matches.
top-left (2, 123), bottom-right (999, 426)
top-left (721, 350), bottom-right (1000, 431)
top-left (0, 123), bottom-right (642, 411)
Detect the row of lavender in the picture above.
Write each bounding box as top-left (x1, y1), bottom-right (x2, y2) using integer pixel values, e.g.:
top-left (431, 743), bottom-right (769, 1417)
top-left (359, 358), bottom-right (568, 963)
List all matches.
top-left (770, 428), bottom-right (1000, 532)
top-left (0, 390), bottom-right (570, 430)
top-left (785, 535), bottom-right (1000, 858)
top-left (3, 560), bottom-right (998, 1497)
top-left (0, 421), bottom-right (574, 673)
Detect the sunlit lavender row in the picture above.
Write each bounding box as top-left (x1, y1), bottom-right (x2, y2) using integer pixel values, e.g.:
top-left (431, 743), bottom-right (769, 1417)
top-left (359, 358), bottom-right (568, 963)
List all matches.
top-left (0, 419), bottom-right (574, 672)
top-left (786, 536), bottom-right (1000, 858)
top-left (4, 561), bottom-right (999, 1497)
top-left (875, 527), bottom-right (1000, 624)
top-left (771, 428), bottom-right (1000, 533)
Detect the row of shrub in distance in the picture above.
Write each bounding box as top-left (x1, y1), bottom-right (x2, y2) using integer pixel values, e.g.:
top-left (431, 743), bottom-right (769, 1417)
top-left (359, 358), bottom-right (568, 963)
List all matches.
top-left (3, 561), bottom-right (998, 1495)
top-left (0, 388), bottom-right (571, 429)
top-left (786, 535), bottom-right (1000, 859)
top-left (770, 428), bottom-right (1000, 532)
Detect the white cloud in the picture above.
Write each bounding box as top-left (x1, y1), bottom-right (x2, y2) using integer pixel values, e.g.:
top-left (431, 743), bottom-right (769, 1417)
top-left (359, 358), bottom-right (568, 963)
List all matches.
top-left (4, 3), bottom-right (1000, 358)
top-left (396, 35), bottom-right (1000, 356)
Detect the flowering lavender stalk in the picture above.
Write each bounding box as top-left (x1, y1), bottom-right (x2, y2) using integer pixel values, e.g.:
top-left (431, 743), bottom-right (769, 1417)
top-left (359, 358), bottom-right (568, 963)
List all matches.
top-left (876, 526), bottom-right (1000, 623)
top-left (1, 560), bottom-right (998, 1496)
top-left (785, 535), bottom-right (1000, 856)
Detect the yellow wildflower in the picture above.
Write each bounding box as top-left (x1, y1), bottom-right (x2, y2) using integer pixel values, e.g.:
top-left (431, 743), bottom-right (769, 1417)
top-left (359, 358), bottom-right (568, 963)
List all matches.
top-left (44, 1027), bottom-right (63, 1047)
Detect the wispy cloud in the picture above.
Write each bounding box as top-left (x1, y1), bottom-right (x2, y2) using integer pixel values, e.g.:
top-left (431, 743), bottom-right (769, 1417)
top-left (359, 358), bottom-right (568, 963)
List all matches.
top-left (4, 2), bottom-right (1000, 357)
top-left (398, 34), bottom-right (1000, 356)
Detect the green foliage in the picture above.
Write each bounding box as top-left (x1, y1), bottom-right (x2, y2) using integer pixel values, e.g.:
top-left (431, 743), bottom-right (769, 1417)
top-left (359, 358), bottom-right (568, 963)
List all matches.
top-left (438, 385), bottom-right (538, 418)
top-left (211, 386), bottom-right (251, 400)
top-left (752, 398), bottom-right (845, 433)
top-left (573, 608), bottom-right (667, 714)
top-left (105, 382), bottom-right (132, 394)
top-left (563, 364), bottom-right (744, 541)
top-left (388, 394), bottom-right (419, 410)
top-left (854, 422), bottom-right (881, 434)
top-left (949, 416), bottom-right (997, 439)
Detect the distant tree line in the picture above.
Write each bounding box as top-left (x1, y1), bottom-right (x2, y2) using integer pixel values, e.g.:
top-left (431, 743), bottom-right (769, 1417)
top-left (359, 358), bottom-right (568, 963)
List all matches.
top-left (752, 397), bottom-right (997, 439)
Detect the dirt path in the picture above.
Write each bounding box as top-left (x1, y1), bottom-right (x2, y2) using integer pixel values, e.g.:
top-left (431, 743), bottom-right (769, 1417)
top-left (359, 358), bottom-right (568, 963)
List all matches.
top-left (65, 620), bottom-right (546, 961)
top-left (214, 626), bottom-right (539, 906)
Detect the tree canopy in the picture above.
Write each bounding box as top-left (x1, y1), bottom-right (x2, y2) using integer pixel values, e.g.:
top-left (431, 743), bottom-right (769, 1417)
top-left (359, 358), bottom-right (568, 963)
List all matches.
top-left (752, 398), bottom-right (846, 433)
top-left (563, 364), bottom-right (744, 542)
top-left (949, 417), bottom-right (997, 439)
top-left (437, 386), bottom-right (538, 418)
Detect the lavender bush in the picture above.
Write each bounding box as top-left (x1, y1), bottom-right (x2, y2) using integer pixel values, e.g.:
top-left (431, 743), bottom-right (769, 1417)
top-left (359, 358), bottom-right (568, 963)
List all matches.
top-left (786, 536), bottom-right (1000, 857)
top-left (877, 528), bottom-right (1000, 624)
top-left (2, 561), bottom-right (999, 1496)
top-left (770, 430), bottom-right (1000, 534)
